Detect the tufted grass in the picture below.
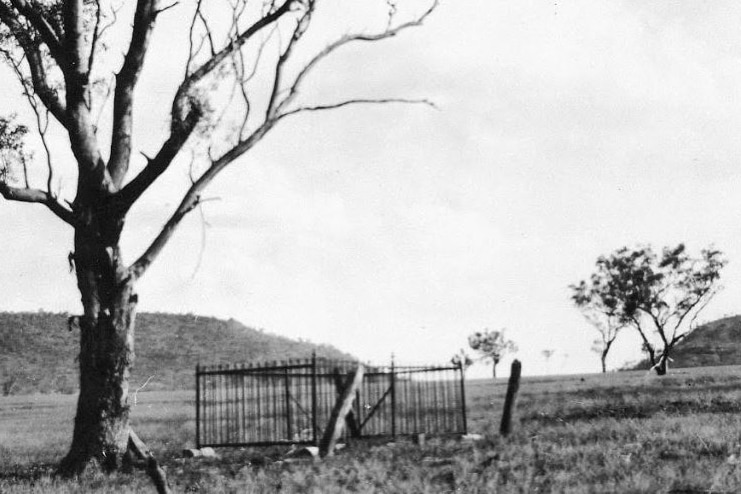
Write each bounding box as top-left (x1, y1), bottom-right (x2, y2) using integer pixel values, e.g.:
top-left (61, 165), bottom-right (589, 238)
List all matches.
top-left (3, 366), bottom-right (741, 492)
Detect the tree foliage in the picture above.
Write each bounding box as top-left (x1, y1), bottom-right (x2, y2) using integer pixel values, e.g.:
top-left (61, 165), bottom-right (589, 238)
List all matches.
top-left (468, 329), bottom-right (517, 378)
top-left (572, 244), bottom-right (726, 375)
top-left (450, 348), bottom-right (474, 372)
top-left (570, 271), bottom-right (628, 373)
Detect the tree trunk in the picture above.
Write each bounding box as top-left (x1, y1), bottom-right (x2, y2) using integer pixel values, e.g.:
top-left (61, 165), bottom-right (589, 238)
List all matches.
top-left (601, 349), bottom-right (608, 374)
top-left (492, 361), bottom-right (498, 379)
top-left (654, 354), bottom-right (669, 376)
top-left (59, 206), bottom-right (137, 475)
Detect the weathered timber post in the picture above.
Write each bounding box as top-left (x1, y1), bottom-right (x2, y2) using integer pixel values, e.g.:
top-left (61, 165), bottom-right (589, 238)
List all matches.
top-left (128, 429), bottom-right (171, 494)
top-left (320, 364), bottom-right (365, 458)
top-left (311, 352), bottom-right (318, 445)
top-left (284, 365), bottom-right (293, 441)
top-left (332, 367), bottom-right (361, 438)
top-left (499, 360), bottom-right (522, 436)
top-left (195, 365), bottom-right (201, 449)
top-left (390, 356), bottom-right (397, 439)
top-left (458, 360), bottom-right (468, 434)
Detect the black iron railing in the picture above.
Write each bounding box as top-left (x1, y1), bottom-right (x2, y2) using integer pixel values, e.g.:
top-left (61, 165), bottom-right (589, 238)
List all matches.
top-left (195, 355), bottom-right (467, 448)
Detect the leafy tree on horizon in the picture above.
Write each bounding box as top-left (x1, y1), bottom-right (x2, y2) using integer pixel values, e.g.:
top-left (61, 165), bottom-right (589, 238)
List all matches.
top-left (570, 281), bottom-right (628, 373)
top-left (468, 329), bottom-right (517, 378)
top-left (571, 244), bottom-right (726, 376)
top-left (0, 0), bottom-right (438, 480)
top-left (450, 348), bottom-right (474, 375)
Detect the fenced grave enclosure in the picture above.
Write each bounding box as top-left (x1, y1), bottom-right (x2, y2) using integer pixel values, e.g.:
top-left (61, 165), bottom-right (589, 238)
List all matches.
top-left (195, 356), bottom-right (468, 448)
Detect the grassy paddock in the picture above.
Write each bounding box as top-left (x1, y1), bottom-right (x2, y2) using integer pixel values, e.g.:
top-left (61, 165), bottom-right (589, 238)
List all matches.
top-left (4, 367), bottom-right (741, 492)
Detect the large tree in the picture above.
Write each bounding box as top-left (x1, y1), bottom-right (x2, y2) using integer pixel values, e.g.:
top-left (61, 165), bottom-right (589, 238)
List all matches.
top-left (0, 0), bottom-right (437, 480)
top-left (572, 244), bottom-right (726, 376)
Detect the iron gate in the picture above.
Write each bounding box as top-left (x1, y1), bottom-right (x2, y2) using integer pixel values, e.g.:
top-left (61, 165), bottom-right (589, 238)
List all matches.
top-left (195, 355), bottom-right (467, 448)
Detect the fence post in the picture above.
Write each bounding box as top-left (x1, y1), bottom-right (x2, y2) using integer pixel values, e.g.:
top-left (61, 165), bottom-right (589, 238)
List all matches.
top-left (390, 355), bottom-right (397, 439)
top-left (458, 360), bottom-right (468, 435)
top-left (195, 364), bottom-right (201, 449)
top-left (311, 352), bottom-right (318, 445)
top-left (500, 359), bottom-right (522, 436)
top-left (284, 364), bottom-right (293, 441)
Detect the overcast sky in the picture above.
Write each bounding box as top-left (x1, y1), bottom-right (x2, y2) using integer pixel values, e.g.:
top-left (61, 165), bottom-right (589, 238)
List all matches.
top-left (4, 0), bottom-right (741, 377)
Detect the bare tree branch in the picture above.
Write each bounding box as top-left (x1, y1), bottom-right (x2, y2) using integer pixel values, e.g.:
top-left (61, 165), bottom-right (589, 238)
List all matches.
top-left (274, 0), bottom-right (438, 116)
top-left (128, 121), bottom-right (273, 279)
top-left (119, 1), bottom-right (299, 210)
top-left (0, 182), bottom-right (75, 225)
top-left (60, 0), bottom-right (110, 188)
top-left (63, 0), bottom-right (89, 81)
top-left (0, 3), bottom-right (68, 126)
top-left (0, 45), bottom-right (67, 211)
top-left (124, 0), bottom-right (438, 278)
top-left (178, 0), bottom-right (297, 98)
top-left (8, 0), bottom-right (66, 64)
top-left (86, 0), bottom-right (104, 84)
top-left (278, 97), bottom-right (436, 120)
top-left (115, 105), bottom-right (202, 210)
top-left (196, 7), bottom-right (217, 58)
top-left (109, 0), bottom-right (160, 189)
top-left (266, 1), bottom-right (315, 119)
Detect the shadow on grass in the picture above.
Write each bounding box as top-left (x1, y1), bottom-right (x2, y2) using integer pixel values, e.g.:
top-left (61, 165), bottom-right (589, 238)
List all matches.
top-left (525, 397), bottom-right (741, 424)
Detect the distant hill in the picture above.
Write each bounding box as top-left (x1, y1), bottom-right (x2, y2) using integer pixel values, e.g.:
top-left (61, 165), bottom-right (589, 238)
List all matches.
top-left (0, 311), bottom-right (353, 395)
top-left (629, 315), bottom-right (741, 370)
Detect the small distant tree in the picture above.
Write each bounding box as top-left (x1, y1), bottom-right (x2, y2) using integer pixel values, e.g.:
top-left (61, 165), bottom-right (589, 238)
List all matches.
top-left (570, 281), bottom-right (628, 373)
top-left (572, 244), bottom-right (726, 375)
top-left (468, 329), bottom-right (517, 378)
top-left (450, 348), bottom-right (474, 375)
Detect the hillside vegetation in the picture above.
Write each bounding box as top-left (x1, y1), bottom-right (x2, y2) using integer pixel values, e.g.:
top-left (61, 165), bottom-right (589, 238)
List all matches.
top-left (629, 315), bottom-right (741, 370)
top-left (0, 311), bottom-right (352, 395)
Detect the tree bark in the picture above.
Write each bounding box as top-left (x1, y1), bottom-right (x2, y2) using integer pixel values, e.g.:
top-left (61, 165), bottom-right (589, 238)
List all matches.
top-left (600, 350), bottom-right (607, 374)
top-left (654, 354), bottom-right (669, 376)
top-left (59, 202), bottom-right (137, 475)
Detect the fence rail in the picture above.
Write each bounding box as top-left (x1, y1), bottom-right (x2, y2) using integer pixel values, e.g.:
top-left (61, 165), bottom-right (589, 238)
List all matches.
top-left (195, 355), bottom-right (467, 448)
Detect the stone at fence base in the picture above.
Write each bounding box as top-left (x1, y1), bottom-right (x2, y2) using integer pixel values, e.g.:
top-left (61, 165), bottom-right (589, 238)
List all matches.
top-left (284, 443), bottom-right (346, 463)
top-left (284, 446), bottom-right (320, 463)
top-left (182, 447), bottom-right (218, 459)
top-left (461, 433), bottom-right (484, 442)
top-left (200, 447), bottom-right (217, 457)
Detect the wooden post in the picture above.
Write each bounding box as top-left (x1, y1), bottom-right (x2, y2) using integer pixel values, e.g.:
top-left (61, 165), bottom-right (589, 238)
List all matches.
top-left (332, 367), bottom-right (361, 438)
top-left (311, 352), bottom-right (318, 445)
top-left (284, 366), bottom-right (293, 441)
top-left (128, 429), bottom-right (171, 494)
top-left (390, 356), bottom-right (397, 439)
top-left (499, 360), bottom-right (521, 437)
top-left (195, 365), bottom-right (201, 449)
top-left (320, 364), bottom-right (365, 458)
top-left (458, 360), bottom-right (468, 434)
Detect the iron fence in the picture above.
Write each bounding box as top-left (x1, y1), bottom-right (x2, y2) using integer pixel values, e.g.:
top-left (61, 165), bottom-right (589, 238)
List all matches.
top-left (195, 355), bottom-right (467, 448)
